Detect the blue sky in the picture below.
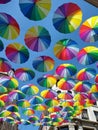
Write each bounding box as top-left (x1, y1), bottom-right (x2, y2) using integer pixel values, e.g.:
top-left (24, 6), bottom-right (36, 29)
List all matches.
top-left (0, 0), bottom-right (98, 130)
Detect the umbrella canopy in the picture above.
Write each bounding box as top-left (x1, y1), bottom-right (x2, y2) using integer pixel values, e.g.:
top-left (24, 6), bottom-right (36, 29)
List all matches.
top-left (33, 56), bottom-right (55, 72)
top-left (77, 46), bottom-right (98, 65)
top-left (28, 116), bottom-right (39, 123)
top-left (0, 40), bottom-right (4, 51)
top-left (32, 104), bottom-right (47, 111)
top-left (87, 93), bottom-right (97, 102)
top-left (25, 26), bottom-right (51, 52)
top-left (0, 76), bottom-right (19, 91)
top-left (0, 0), bottom-right (11, 4)
top-left (40, 89), bottom-right (57, 99)
top-left (55, 63), bottom-right (77, 78)
top-left (45, 99), bottom-right (59, 107)
top-left (21, 84), bottom-right (39, 95)
top-left (61, 100), bottom-right (74, 107)
top-left (8, 90), bottom-right (26, 101)
top-left (58, 92), bottom-right (73, 100)
top-left (48, 106), bottom-right (62, 113)
top-left (90, 84), bottom-right (98, 93)
top-left (0, 57), bottom-right (12, 72)
top-left (17, 99), bottom-right (31, 108)
top-left (0, 85), bottom-right (7, 93)
top-left (15, 68), bottom-right (35, 81)
top-left (57, 78), bottom-right (75, 90)
top-left (0, 13), bottom-right (20, 40)
top-left (19, 0), bottom-right (51, 21)
top-left (6, 104), bottom-right (19, 112)
top-left (37, 74), bottom-right (57, 88)
top-left (4, 117), bottom-right (15, 124)
top-left (79, 16), bottom-right (98, 43)
top-left (54, 39), bottom-right (79, 60)
top-left (52, 117), bottom-right (64, 123)
top-left (76, 68), bottom-right (96, 81)
top-left (23, 108), bottom-right (35, 116)
top-left (73, 93), bottom-right (88, 101)
top-left (22, 120), bottom-right (31, 125)
top-left (0, 94), bottom-right (9, 102)
top-left (0, 100), bottom-right (5, 107)
top-left (5, 43), bottom-right (29, 64)
top-left (0, 110), bottom-right (11, 117)
top-left (73, 81), bottom-right (92, 92)
top-left (29, 96), bottom-right (43, 105)
top-left (95, 74), bottom-right (98, 83)
top-left (52, 2), bottom-right (82, 34)
top-left (41, 116), bottom-right (52, 123)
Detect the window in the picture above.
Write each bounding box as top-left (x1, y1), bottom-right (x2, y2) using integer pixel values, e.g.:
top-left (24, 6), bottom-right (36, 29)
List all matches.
top-left (58, 125), bottom-right (69, 130)
top-left (83, 127), bottom-right (94, 130)
top-left (94, 111), bottom-right (98, 121)
top-left (75, 125), bottom-right (78, 130)
top-left (82, 109), bottom-right (89, 120)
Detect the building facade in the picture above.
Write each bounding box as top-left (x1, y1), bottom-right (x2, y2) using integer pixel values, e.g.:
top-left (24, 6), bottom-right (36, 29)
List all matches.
top-left (39, 103), bottom-right (98, 130)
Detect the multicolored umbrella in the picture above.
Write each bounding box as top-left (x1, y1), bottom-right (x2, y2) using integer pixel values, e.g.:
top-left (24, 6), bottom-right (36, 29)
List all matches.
top-left (54, 39), bottom-right (79, 60)
top-left (87, 93), bottom-right (97, 102)
top-left (8, 90), bottom-right (26, 101)
top-left (19, 0), bottom-right (51, 21)
top-left (76, 68), bottom-right (96, 81)
top-left (15, 68), bottom-right (35, 81)
top-left (52, 117), bottom-right (63, 123)
top-left (32, 104), bottom-right (47, 111)
top-left (4, 117), bottom-right (15, 124)
top-left (22, 120), bottom-right (31, 125)
top-left (48, 106), bottom-right (62, 113)
top-left (45, 99), bottom-right (59, 107)
top-left (73, 81), bottom-right (92, 92)
top-left (0, 76), bottom-right (18, 91)
top-left (58, 92), bottom-right (73, 100)
top-left (77, 46), bottom-right (98, 65)
top-left (17, 99), bottom-right (31, 108)
top-left (5, 43), bottom-right (29, 64)
top-left (0, 85), bottom-right (7, 93)
top-left (73, 93), bottom-right (88, 101)
top-left (55, 63), bottom-right (77, 78)
top-left (79, 16), bottom-right (98, 42)
top-left (41, 116), bottom-right (52, 123)
top-left (6, 104), bottom-right (19, 112)
top-left (33, 56), bottom-right (55, 72)
top-left (74, 100), bottom-right (86, 107)
top-left (90, 84), bottom-right (98, 93)
top-left (0, 40), bottom-right (4, 51)
top-left (29, 96), bottom-right (43, 105)
top-left (0, 0), bottom-right (11, 4)
top-left (37, 74), bottom-right (57, 88)
top-left (40, 89), bottom-right (57, 99)
top-left (0, 100), bottom-right (5, 107)
top-left (95, 74), bottom-right (98, 83)
top-left (0, 13), bottom-right (20, 40)
top-left (23, 108), bottom-right (35, 116)
top-left (21, 84), bottom-right (39, 95)
top-left (57, 78), bottom-right (75, 90)
top-left (0, 76), bottom-right (18, 92)
top-left (24, 26), bottom-right (51, 52)
top-left (0, 57), bottom-right (12, 72)
top-left (0, 94), bottom-right (9, 102)
top-left (61, 101), bottom-right (74, 107)
top-left (28, 116), bottom-right (39, 123)
top-left (0, 110), bottom-right (11, 117)
top-left (52, 3), bottom-right (82, 34)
